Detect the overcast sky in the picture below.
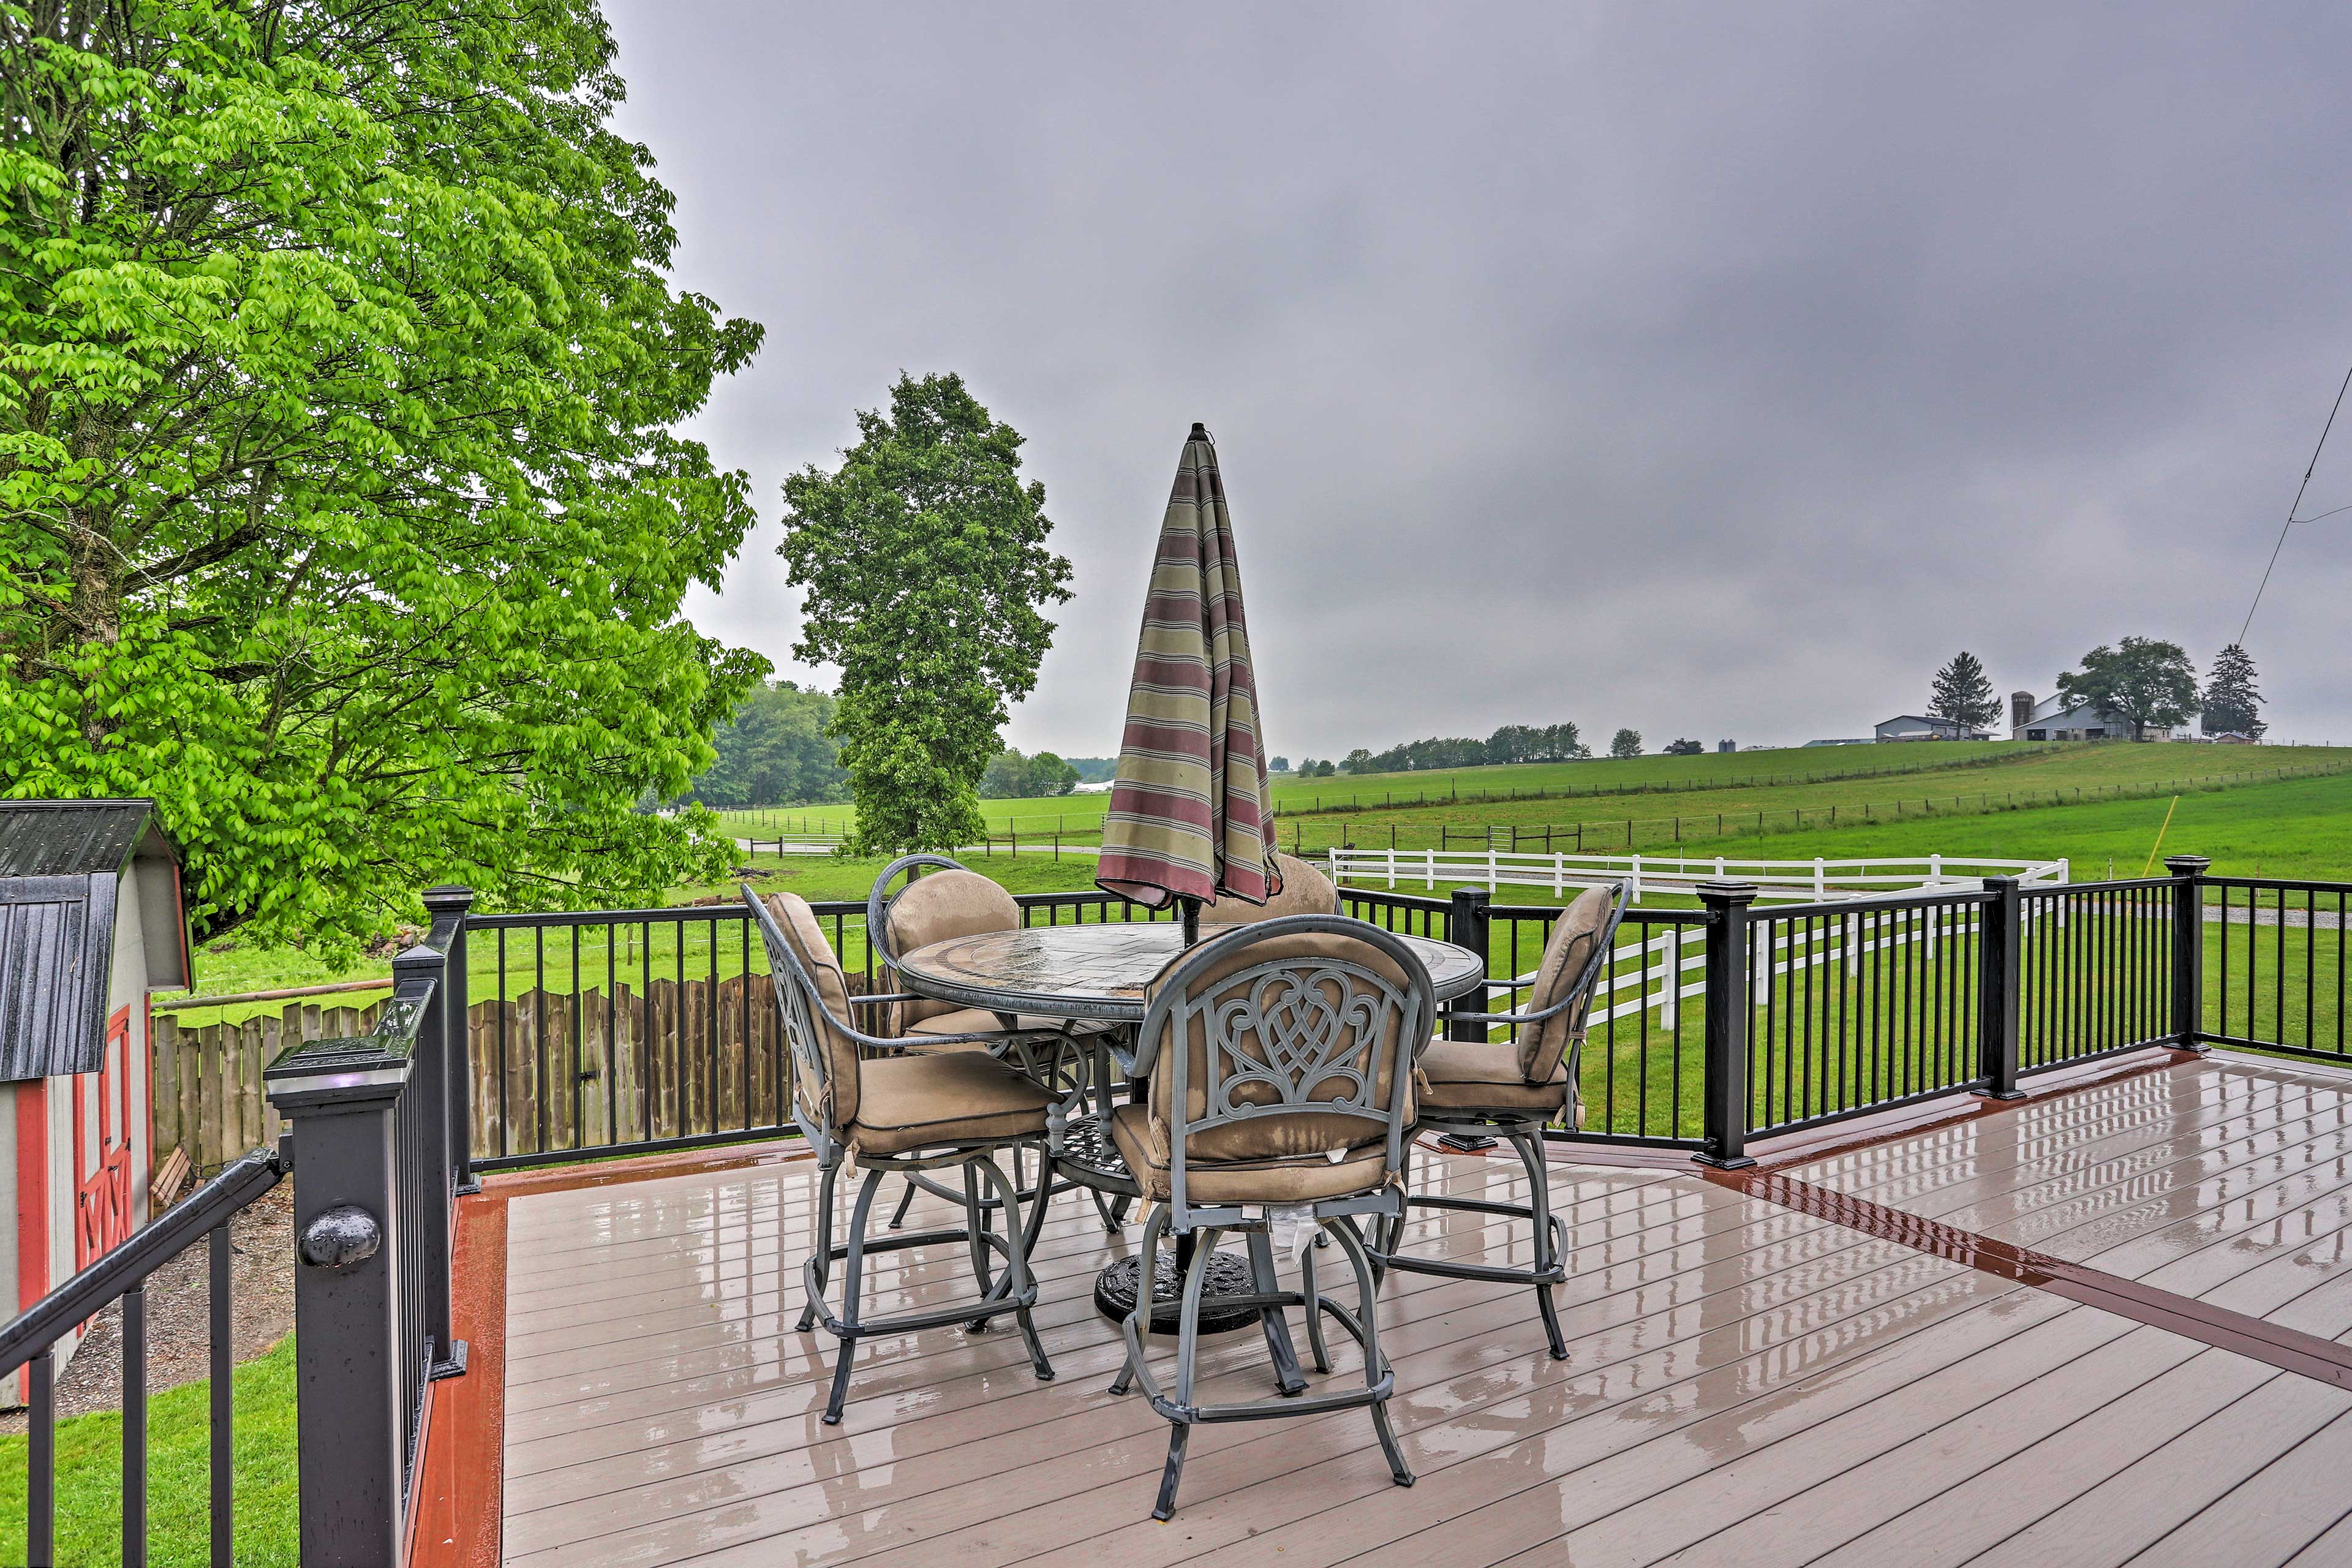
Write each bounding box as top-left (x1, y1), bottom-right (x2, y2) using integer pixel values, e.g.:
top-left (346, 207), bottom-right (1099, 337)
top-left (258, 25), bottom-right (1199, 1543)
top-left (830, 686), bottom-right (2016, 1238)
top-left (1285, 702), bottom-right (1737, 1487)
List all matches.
top-left (606, 2), bottom-right (2351, 758)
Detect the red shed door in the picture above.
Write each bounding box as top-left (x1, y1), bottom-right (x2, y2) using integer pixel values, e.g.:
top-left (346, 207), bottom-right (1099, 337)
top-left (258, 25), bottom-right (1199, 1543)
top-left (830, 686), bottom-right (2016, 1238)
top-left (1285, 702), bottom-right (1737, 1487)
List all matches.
top-left (74, 1008), bottom-right (136, 1271)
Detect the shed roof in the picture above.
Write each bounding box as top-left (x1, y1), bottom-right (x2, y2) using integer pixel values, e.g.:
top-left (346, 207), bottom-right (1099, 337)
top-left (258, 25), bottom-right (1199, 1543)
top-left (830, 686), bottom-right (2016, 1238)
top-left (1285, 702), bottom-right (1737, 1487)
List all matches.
top-left (0, 801), bottom-right (187, 1080)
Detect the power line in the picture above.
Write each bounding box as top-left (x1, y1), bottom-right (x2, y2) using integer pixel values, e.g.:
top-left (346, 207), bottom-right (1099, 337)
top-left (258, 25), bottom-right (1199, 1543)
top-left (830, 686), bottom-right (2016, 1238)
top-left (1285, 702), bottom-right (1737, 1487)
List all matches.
top-left (2239, 361), bottom-right (2352, 647)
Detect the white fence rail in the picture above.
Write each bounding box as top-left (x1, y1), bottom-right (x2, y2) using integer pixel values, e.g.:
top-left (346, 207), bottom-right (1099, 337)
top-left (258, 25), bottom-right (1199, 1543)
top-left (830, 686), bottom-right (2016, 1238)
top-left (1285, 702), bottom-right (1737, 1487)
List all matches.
top-left (1325, 848), bottom-right (2068, 903)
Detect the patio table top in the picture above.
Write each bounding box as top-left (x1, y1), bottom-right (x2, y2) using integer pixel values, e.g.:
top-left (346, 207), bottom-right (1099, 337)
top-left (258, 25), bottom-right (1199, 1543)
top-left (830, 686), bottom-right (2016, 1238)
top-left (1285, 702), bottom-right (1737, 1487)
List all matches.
top-left (891, 919), bottom-right (1488, 1025)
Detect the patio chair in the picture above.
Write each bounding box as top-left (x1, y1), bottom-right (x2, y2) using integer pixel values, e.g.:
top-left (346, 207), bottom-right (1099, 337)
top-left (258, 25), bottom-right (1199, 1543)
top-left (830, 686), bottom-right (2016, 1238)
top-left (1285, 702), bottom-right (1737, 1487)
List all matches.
top-left (1107, 915), bottom-right (1434, 1520)
top-left (1370, 880), bottom-right (1629, 1360)
top-left (744, 886), bottom-right (1057, 1425)
top-left (869, 853), bottom-right (1114, 1227)
top-left (1198, 850), bottom-right (1340, 926)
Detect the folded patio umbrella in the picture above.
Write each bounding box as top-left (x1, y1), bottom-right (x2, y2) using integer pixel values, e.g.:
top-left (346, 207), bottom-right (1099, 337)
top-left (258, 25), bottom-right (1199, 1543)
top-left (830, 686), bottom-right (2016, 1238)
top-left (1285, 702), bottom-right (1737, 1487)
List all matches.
top-left (1096, 424), bottom-right (1281, 932)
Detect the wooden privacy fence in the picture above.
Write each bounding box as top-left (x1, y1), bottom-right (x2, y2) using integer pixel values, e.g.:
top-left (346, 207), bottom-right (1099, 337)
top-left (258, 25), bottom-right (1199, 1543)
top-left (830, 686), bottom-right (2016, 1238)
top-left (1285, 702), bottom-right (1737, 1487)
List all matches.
top-left (467, 973), bottom-right (794, 1161)
top-left (154, 998), bottom-right (388, 1172)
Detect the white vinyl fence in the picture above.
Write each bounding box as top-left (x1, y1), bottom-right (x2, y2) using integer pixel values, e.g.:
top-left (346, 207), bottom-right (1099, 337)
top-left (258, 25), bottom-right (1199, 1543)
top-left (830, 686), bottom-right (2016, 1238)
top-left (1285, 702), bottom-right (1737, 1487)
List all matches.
top-left (1324, 848), bottom-right (2068, 903)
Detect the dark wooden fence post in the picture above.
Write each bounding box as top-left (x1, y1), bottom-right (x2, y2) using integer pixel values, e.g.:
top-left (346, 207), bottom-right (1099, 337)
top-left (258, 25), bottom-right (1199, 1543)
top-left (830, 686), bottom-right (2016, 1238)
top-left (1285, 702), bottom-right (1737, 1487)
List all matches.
top-left (426, 885), bottom-right (478, 1194)
top-left (265, 1036), bottom-right (411, 1565)
top-left (1694, 881), bottom-right (1758, 1169)
top-left (1446, 888), bottom-right (1491, 1042)
top-left (1977, 876), bottom-right (2024, 1099)
top-left (2165, 854), bottom-right (2211, 1054)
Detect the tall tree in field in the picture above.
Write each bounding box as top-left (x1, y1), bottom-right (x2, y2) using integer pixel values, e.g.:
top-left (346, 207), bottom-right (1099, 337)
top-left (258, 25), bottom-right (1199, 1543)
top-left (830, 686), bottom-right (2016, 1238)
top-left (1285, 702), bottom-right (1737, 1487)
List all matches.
top-left (0, 1), bottom-right (766, 952)
top-left (2201, 643), bottom-right (2267, 739)
top-left (1928, 650), bottom-right (1999, 732)
top-left (1610, 728), bottom-right (1643, 758)
top-left (2056, 637), bottom-right (2198, 741)
top-left (780, 374), bottom-right (1072, 854)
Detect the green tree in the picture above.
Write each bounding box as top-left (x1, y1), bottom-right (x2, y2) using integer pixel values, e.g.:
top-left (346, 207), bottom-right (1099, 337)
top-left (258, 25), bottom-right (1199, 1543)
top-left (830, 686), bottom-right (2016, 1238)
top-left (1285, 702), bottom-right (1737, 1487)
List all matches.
top-left (1268, 755), bottom-right (1292, 774)
top-left (1610, 728), bottom-right (1643, 759)
top-left (0, 1), bottom-right (764, 951)
top-left (2201, 643), bottom-right (2266, 739)
top-left (1663, 737), bottom-right (1702, 756)
top-left (979, 747), bottom-right (1079, 799)
top-left (1313, 759), bottom-right (1336, 777)
top-left (1929, 650), bottom-right (2000, 731)
top-left (1340, 748), bottom-right (1376, 774)
top-left (2056, 637), bottom-right (2198, 741)
top-left (779, 373), bottom-right (1071, 854)
top-left (690, 683), bottom-right (846, 808)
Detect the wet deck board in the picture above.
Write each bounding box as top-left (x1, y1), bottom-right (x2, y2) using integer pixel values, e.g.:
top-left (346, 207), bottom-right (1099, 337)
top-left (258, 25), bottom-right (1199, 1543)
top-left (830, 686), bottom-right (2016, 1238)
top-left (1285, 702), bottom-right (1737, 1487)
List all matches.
top-left (497, 1061), bottom-right (2352, 1566)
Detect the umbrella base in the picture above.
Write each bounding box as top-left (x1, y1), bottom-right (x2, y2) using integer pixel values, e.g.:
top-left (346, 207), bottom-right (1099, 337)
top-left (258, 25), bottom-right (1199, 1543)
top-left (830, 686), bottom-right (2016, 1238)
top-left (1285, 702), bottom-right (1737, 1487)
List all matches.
top-left (1093, 1250), bottom-right (1263, 1335)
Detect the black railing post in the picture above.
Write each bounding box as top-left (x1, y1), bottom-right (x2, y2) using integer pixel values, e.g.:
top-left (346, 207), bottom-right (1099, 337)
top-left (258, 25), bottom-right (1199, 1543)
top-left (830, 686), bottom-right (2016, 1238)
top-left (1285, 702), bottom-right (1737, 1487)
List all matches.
top-left (1447, 887), bottom-right (1492, 1041)
top-left (1694, 881), bottom-right (1759, 1169)
top-left (399, 905), bottom-right (466, 1380)
top-left (426, 885), bottom-right (478, 1195)
top-left (1977, 877), bottom-right (2025, 1099)
top-left (266, 1029), bottom-right (413, 1566)
top-left (2165, 854), bottom-right (2211, 1054)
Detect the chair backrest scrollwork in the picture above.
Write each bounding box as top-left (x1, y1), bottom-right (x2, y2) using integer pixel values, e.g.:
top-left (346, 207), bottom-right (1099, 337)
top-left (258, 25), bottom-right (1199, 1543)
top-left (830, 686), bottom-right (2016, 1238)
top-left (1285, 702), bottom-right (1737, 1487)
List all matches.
top-left (1138, 916), bottom-right (1435, 1217)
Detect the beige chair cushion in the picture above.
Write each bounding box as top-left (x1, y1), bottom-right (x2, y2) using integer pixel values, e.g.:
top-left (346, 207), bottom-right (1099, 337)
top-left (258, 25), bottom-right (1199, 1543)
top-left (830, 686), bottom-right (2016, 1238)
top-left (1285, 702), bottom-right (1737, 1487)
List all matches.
top-left (1516, 884), bottom-right (1616, 1082)
top-left (1109, 1103), bottom-right (1391, 1204)
top-left (1416, 1038), bottom-right (1574, 1115)
top-left (1200, 852), bottom-right (1340, 925)
top-left (848, 1053), bottom-right (1052, 1159)
top-left (884, 869), bottom-right (1022, 1026)
top-left (764, 892), bottom-right (861, 1128)
top-left (1141, 927), bottom-right (1419, 1163)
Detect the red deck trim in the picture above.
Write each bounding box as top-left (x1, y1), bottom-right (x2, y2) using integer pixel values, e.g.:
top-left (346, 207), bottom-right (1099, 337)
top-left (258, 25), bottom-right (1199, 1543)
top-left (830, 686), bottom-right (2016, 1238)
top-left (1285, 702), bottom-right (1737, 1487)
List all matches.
top-left (408, 1192), bottom-right (508, 1568)
top-left (478, 1138), bottom-right (811, 1199)
top-left (1702, 1162), bottom-right (2352, 1393)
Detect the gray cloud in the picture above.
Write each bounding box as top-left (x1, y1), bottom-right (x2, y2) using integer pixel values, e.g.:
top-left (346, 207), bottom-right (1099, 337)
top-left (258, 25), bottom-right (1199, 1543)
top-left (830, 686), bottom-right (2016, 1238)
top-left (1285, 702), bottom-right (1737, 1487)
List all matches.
top-left (608, 1), bottom-right (2352, 755)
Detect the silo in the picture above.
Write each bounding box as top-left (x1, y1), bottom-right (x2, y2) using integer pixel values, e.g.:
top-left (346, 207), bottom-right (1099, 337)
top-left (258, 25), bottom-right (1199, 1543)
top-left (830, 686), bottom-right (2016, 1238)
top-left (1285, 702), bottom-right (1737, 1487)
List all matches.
top-left (2010, 691), bottom-right (2035, 736)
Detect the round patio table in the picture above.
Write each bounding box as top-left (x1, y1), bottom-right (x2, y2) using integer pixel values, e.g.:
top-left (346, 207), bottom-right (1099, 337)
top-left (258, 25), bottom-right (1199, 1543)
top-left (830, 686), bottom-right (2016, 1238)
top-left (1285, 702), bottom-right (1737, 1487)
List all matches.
top-left (893, 920), bottom-right (1487, 1338)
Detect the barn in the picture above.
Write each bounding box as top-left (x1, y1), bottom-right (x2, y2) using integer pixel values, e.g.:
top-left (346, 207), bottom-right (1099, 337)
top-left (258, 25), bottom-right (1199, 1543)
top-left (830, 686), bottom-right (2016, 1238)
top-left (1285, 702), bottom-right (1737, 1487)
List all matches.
top-left (0, 801), bottom-right (192, 1401)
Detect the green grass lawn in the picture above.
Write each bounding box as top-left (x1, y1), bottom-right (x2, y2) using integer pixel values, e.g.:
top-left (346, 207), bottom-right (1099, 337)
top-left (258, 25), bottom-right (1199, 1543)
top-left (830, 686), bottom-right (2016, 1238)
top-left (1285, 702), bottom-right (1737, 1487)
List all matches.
top-left (0, 1336), bottom-right (297, 1568)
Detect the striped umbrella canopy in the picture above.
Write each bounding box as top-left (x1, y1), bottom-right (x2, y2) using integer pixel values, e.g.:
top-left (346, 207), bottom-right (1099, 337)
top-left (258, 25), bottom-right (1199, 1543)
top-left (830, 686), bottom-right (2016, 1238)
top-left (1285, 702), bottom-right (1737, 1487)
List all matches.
top-left (1096, 424), bottom-right (1281, 916)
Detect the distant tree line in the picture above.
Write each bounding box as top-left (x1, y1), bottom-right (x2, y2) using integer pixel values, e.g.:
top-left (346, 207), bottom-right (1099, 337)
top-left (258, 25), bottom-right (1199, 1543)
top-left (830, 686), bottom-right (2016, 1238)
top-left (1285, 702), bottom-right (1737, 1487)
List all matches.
top-left (981, 748), bottom-right (1080, 797)
top-left (687, 682), bottom-right (849, 808)
top-left (1319, 722), bottom-right (1593, 775)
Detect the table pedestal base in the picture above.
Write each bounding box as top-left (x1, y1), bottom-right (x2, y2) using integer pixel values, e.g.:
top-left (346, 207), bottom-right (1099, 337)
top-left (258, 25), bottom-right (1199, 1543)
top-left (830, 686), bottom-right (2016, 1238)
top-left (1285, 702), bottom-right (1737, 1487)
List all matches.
top-left (1093, 1250), bottom-right (1263, 1335)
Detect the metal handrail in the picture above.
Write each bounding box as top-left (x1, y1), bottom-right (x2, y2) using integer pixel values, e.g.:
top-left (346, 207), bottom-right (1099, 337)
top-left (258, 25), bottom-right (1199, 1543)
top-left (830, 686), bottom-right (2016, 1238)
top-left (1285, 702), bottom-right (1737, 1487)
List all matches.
top-left (0, 1146), bottom-right (285, 1379)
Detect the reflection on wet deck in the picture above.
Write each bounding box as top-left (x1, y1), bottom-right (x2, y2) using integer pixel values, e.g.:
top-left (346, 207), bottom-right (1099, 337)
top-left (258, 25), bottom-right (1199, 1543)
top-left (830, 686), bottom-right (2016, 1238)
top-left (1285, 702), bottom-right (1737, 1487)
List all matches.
top-left (494, 1053), bottom-right (2352, 1567)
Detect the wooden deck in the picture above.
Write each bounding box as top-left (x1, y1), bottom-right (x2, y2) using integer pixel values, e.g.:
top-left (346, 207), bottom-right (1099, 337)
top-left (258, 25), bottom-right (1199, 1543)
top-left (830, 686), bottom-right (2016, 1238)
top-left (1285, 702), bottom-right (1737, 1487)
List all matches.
top-left (482, 1052), bottom-right (2352, 1567)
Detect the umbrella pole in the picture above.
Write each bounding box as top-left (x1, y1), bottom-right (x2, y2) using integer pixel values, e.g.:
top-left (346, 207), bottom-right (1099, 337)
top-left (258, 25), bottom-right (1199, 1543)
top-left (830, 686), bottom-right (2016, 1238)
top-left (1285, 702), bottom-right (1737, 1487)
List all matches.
top-left (1180, 896), bottom-right (1201, 948)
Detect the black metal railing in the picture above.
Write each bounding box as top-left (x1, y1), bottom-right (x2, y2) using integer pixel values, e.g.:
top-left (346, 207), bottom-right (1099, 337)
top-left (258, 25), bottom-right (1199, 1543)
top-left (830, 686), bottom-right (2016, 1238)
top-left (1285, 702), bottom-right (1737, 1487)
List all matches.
top-left (1740, 888), bottom-right (1991, 1139)
top-left (0, 1147), bottom-right (285, 1568)
top-left (2204, 872), bottom-right (2351, 1060)
top-left (2018, 876), bottom-right (2179, 1072)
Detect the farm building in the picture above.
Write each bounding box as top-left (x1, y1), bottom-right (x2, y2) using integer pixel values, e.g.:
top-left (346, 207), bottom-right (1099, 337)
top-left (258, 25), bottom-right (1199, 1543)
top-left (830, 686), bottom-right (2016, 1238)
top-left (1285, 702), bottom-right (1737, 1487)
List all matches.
top-left (1874, 714), bottom-right (1994, 742)
top-left (2008, 690), bottom-right (2188, 742)
top-left (0, 800), bottom-right (190, 1403)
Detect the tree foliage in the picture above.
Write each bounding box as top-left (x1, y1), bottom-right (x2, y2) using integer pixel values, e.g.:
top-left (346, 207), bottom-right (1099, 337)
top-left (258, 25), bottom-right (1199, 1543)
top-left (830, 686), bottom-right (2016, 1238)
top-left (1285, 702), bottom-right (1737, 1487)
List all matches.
top-left (778, 373), bottom-right (1071, 855)
top-left (979, 747), bottom-right (1077, 799)
top-left (1336, 722), bottom-right (1587, 774)
top-left (687, 682), bottom-right (845, 809)
top-left (2201, 643), bottom-right (2266, 739)
top-left (2056, 637), bottom-right (2198, 741)
top-left (1929, 650), bottom-right (2000, 731)
top-left (1662, 737), bottom-right (1703, 756)
top-left (1609, 728), bottom-right (1643, 758)
top-left (0, 1), bottom-right (765, 951)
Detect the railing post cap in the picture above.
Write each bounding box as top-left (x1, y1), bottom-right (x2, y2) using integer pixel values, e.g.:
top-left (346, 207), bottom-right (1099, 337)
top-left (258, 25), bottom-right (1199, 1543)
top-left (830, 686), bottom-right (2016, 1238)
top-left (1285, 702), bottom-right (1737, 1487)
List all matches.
top-left (421, 884), bottom-right (477, 911)
top-left (1695, 880), bottom-right (1760, 907)
top-left (2162, 854), bottom-right (2211, 876)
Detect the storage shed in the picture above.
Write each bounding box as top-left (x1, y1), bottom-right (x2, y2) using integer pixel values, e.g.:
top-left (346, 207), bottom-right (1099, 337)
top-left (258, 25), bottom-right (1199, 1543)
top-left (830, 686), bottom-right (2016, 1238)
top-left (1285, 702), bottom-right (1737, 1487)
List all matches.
top-left (0, 800), bottom-right (191, 1400)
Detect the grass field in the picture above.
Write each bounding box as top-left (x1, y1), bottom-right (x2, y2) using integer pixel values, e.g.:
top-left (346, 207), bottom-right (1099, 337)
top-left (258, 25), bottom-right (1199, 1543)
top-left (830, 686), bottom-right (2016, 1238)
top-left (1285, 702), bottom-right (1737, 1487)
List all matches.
top-left (0, 1337), bottom-right (296, 1568)
top-left (714, 742), bottom-right (2352, 859)
top-left (159, 743), bottom-right (2352, 1019)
